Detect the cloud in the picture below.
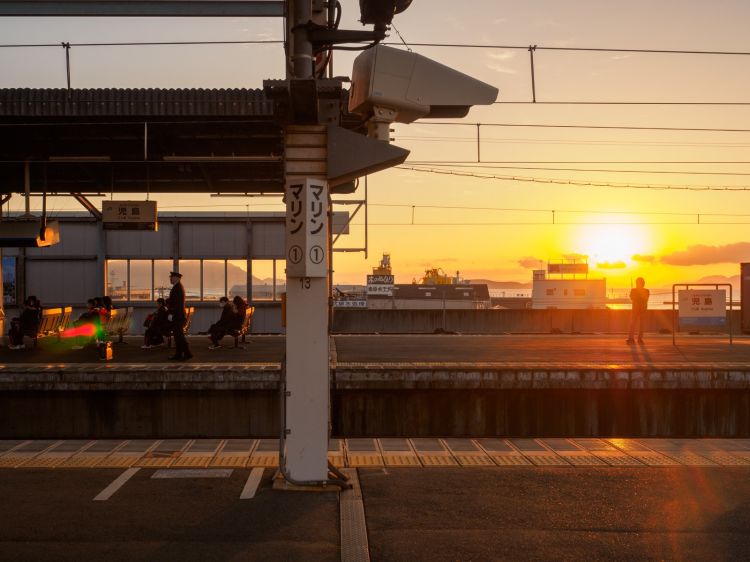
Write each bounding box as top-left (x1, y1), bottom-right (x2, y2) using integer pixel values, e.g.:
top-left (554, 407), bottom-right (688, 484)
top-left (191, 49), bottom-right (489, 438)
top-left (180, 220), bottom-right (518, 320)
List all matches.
top-left (563, 253), bottom-right (588, 261)
top-left (596, 261), bottom-right (626, 270)
top-left (659, 242), bottom-right (750, 266)
top-left (487, 50), bottom-right (516, 62)
top-left (632, 254), bottom-right (656, 263)
top-left (611, 54), bottom-right (633, 61)
top-left (486, 62), bottom-right (517, 75)
top-left (518, 256), bottom-right (544, 269)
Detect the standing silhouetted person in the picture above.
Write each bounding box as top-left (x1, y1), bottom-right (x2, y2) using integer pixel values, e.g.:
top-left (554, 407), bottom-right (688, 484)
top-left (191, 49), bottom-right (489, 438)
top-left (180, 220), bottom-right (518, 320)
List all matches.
top-left (627, 277), bottom-right (650, 345)
top-left (167, 271), bottom-right (192, 361)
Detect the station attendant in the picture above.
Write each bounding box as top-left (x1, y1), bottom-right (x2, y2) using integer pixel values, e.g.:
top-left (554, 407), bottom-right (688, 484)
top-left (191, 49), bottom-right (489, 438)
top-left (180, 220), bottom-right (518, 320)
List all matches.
top-left (167, 271), bottom-right (192, 360)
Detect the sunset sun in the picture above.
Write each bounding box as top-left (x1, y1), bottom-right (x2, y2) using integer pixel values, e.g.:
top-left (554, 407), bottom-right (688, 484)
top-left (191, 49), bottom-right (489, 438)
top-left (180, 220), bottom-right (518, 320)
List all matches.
top-left (574, 223), bottom-right (653, 267)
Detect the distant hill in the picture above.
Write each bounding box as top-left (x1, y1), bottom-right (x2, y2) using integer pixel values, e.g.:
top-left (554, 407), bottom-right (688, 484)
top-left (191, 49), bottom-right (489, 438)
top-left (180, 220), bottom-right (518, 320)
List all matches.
top-left (695, 274), bottom-right (740, 286)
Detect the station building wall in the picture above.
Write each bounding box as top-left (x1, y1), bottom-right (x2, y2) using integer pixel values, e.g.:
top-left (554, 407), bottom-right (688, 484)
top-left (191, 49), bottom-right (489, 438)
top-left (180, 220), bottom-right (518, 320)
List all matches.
top-left (2, 213), bottom-right (288, 334)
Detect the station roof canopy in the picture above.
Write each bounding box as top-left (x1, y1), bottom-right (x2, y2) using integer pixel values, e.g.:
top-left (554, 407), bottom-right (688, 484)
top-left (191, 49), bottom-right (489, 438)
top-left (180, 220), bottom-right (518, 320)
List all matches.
top-left (0, 88), bottom-right (363, 195)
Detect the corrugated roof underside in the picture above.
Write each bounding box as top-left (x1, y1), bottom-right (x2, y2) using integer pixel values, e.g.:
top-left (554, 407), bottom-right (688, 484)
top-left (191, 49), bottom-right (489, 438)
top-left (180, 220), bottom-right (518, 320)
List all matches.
top-left (0, 88), bottom-right (274, 117)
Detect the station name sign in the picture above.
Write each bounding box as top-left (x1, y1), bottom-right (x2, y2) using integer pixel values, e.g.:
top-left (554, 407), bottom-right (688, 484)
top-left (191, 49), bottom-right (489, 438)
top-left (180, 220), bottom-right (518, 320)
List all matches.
top-left (102, 200), bottom-right (158, 231)
top-left (678, 289), bottom-right (726, 327)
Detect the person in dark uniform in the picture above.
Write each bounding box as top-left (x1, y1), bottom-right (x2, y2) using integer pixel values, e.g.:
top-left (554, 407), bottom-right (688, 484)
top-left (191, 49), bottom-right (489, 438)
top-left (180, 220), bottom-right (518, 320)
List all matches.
top-left (166, 271), bottom-right (192, 360)
top-left (627, 277), bottom-right (650, 345)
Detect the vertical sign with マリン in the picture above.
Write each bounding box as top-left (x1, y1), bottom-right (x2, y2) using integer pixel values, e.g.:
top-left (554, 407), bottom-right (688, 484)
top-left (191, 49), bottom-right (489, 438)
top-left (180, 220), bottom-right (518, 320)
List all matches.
top-left (285, 179), bottom-right (328, 278)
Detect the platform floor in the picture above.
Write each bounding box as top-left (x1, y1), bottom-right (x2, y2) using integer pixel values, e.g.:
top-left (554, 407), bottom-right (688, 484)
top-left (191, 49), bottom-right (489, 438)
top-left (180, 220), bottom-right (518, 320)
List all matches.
top-left (2, 438), bottom-right (750, 470)
top-left (1, 334), bottom-right (749, 367)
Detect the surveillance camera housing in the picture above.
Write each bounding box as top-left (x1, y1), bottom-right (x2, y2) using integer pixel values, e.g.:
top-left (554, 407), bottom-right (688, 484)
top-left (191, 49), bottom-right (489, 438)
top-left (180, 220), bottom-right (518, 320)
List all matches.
top-left (359, 0), bottom-right (413, 27)
top-left (349, 45), bottom-right (499, 124)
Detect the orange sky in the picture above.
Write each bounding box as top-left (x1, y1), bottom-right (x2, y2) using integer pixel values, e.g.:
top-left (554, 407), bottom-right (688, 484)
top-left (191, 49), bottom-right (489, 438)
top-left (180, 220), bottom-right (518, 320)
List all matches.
top-left (3, 1), bottom-right (750, 287)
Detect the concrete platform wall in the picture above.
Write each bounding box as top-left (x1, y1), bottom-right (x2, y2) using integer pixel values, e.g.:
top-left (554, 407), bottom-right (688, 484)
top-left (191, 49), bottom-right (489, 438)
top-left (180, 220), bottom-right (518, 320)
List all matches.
top-left (2, 388), bottom-right (749, 439)
top-left (333, 309), bottom-right (742, 334)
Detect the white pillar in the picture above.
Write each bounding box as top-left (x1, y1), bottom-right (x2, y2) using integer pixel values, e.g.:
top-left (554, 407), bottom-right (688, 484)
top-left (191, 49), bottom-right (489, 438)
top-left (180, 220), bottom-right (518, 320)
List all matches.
top-left (284, 175), bottom-right (330, 483)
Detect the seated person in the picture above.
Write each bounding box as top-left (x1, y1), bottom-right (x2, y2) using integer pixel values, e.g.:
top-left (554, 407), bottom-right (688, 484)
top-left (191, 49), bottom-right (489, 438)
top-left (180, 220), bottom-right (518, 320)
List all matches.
top-left (231, 296), bottom-right (248, 330)
top-left (76, 299), bottom-right (98, 324)
top-left (142, 298), bottom-right (169, 349)
top-left (8, 297), bottom-right (41, 350)
top-left (208, 297), bottom-right (236, 349)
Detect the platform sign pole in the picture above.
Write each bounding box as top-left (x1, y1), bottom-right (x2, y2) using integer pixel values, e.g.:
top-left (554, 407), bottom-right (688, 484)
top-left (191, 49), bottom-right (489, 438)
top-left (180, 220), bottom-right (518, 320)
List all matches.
top-left (283, 176), bottom-right (330, 483)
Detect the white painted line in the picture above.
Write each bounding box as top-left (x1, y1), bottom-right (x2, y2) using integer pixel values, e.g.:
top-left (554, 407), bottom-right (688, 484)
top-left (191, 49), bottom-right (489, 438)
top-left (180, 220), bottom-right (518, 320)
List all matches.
top-left (152, 469), bottom-right (233, 479)
top-left (93, 467), bottom-right (140, 501)
top-left (240, 467), bottom-right (264, 499)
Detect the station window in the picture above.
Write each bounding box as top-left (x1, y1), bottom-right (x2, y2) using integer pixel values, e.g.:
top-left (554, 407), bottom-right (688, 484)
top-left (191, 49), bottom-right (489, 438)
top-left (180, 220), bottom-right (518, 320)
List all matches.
top-left (546, 288), bottom-right (554, 296)
top-left (178, 260), bottom-right (201, 300)
top-left (106, 258), bottom-right (255, 302)
top-left (202, 260), bottom-right (225, 301)
top-left (228, 259), bottom-right (248, 299)
top-left (153, 260), bottom-right (174, 300)
top-left (106, 260), bottom-right (128, 301)
top-left (251, 259), bottom-right (285, 302)
top-left (2, 256), bottom-right (17, 305)
top-left (574, 289), bottom-right (586, 297)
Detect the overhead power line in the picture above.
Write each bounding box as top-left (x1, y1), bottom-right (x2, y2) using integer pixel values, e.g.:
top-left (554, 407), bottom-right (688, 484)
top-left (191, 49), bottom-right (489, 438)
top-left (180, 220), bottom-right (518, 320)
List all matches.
top-left (398, 165), bottom-right (750, 192)
top-left (382, 42), bottom-right (750, 57)
top-left (0, 40), bottom-right (283, 48)
top-left (402, 164), bottom-right (750, 177)
top-left (418, 122), bottom-right (750, 134)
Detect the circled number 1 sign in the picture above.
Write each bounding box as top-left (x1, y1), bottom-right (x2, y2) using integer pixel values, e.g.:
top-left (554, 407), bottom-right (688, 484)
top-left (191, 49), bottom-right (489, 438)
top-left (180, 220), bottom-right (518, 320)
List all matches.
top-left (310, 245), bottom-right (324, 265)
top-left (288, 245), bottom-right (303, 264)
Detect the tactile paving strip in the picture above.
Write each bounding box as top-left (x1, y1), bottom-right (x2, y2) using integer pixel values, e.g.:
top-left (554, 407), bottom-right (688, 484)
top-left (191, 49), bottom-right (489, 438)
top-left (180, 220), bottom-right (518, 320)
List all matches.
top-left (346, 439), bottom-right (384, 468)
top-left (210, 439), bottom-right (255, 468)
top-left (249, 439), bottom-right (279, 468)
top-left (61, 441), bottom-right (126, 468)
top-left (172, 439), bottom-right (222, 468)
top-left (135, 440), bottom-right (190, 468)
top-left (21, 441), bottom-right (93, 468)
top-left (411, 438), bottom-right (458, 466)
top-left (0, 441), bottom-right (60, 468)
top-left (99, 440), bottom-right (159, 468)
top-left (328, 439), bottom-right (346, 468)
top-left (380, 438), bottom-right (420, 467)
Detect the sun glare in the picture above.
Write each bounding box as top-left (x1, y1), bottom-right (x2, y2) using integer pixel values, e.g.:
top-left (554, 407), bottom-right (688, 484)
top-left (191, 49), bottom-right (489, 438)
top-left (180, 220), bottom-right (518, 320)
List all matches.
top-left (573, 223), bottom-right (652, 266)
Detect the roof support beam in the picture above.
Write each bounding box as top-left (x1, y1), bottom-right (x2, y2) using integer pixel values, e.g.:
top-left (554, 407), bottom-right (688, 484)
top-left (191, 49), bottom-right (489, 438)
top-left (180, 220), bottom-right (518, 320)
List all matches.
top-left (0, 1), bottom-right (285, 17)
top-left (71, 192), bottom-right (103, 220)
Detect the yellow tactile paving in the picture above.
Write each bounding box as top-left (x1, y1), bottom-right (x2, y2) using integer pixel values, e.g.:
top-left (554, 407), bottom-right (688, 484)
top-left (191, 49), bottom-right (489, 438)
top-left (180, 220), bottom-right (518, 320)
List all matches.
top-left (95, 455), bottom-right (142, 468)
top-left (524, 453), bottom-right (570, 466)
top-left (383, 454), bottom-right (422, 467)
top-left (660, 452), bottom-right (717, 466)
top-left (248, 453), bottom-right (278, 468)
top-left (593, 452), bottom-right (644, 466)
top-left (419, 454), bottom-right (459, 466)
top-left (704, 452), bottom-right (750, 466)
top-left (347, 454), bottom-right (384, 467)
top-left (172, 455), bottom-right (214, 468)
top-left (489, 454), bottom-right (533, 466)
top-left (210, 455), bottom-right (249, 468)
top-left (135, 456), bottom-right (178, 468)
top-left (557, 453), bottom-right (606, 466)
top-left (628, 453), bottom-right (681, 466)
top-left (328, 453), bottom-right (346, 468)
top-left (454, 454), bottom-right (495, 466)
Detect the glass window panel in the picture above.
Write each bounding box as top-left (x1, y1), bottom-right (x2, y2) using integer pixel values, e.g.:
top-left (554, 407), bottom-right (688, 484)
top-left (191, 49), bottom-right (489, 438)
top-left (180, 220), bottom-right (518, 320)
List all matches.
top-left (129, 260), bottom-right (153, 301)
top-left (153, 260), bottom-right (174, 300)
top-left (274, 260), bottom-right (286, 301)
top-left (2, 256), bottom-right (17, 305)
top-left (203, 260), bottom-right (226, 301)
top-left (107, 260), bottom-right (128, 301)
top-left (228, 259), bottom-right (247, 299)
top-left (179, 260), bottom-right (201, 300)
top-left (252, 260), bottom-right (275, 301)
